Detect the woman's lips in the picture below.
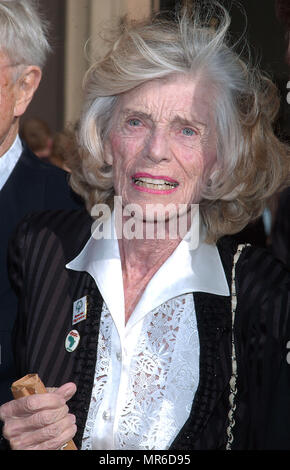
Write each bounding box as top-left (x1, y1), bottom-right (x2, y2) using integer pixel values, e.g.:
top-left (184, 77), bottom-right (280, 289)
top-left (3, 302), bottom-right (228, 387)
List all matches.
top-left (131, 173), bottom-right (179, 194)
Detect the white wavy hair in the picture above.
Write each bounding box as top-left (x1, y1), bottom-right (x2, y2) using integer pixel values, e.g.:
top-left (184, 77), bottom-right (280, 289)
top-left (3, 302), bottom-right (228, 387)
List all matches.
top-left (69, 1), bottom-right (290, 242)
top-left (0, 0), bottom-right (51, 71)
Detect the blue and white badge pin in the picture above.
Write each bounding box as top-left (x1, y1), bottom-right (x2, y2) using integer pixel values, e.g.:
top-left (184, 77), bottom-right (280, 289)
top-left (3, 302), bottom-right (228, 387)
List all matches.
top-left (72, 295), bottom-right (88, 325)
top-left (65, 330), bottom-right (80, 353)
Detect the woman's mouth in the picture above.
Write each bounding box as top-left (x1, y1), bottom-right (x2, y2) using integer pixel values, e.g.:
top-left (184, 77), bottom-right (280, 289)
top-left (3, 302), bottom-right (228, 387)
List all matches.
top-left (132, 173), bottom-right (179, 194)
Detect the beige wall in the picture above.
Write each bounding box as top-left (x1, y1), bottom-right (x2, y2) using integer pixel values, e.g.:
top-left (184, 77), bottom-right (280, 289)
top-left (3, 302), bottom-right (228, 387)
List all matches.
top-left (64, 0), bottom-right (159, 126)
top-left (64, 0), bottom-right (90, 127)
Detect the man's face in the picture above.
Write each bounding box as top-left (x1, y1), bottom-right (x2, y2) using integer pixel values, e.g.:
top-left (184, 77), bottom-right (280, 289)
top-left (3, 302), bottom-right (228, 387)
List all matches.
top-left (0, 50), bottom-right (19, 155)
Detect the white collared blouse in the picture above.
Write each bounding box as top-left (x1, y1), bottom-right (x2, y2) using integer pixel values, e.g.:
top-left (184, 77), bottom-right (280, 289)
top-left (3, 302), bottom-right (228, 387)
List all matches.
top-left (66, 213), bottom-right (229, 450)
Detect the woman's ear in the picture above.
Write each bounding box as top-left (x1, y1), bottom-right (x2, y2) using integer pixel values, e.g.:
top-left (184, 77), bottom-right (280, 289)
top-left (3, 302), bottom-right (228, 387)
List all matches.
top-left (205, 157), bottom-right (219, 187)
top-left (14, 66), bottom-right (42, 117)
top-left (104, 139), bottom-right (113, 166)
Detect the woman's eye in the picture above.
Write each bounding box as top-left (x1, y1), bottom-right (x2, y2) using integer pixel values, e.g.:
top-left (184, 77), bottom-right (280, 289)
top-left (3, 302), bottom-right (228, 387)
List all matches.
top-left (182, 127), bottom-right (196, 137)
top-left (128, 119), bottom-right (142, 127)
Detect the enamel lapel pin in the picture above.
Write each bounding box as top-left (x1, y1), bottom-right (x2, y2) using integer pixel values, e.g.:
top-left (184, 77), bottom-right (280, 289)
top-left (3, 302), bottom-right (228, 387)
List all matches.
top-left (72, 295), bottom-right (88, 325)
top-left (65, 295), bottom-right (88, 353)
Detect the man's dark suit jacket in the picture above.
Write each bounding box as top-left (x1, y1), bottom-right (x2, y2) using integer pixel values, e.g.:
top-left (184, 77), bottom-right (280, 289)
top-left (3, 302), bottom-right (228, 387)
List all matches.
top-left (7, 209), bottom-right (290, 450)
top-left (0, 145), bottom-right (82, 405)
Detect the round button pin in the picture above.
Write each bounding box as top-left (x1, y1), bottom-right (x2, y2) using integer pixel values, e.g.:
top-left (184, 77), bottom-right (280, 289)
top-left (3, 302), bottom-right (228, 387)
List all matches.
top-left (65, 330), bottom-right (80, 352)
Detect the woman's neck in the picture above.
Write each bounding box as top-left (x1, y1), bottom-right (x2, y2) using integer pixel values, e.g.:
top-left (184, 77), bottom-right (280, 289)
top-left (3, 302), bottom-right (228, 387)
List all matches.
top-left (118, 219), bottom-right (182, 322)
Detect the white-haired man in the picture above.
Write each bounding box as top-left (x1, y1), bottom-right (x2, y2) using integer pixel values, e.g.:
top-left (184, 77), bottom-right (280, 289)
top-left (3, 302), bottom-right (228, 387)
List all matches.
top-left (0, 0), bottom-right (82, 409)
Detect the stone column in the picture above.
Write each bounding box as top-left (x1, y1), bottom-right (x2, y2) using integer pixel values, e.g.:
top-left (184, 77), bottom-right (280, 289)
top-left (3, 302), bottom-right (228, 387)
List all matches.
top-left (64, 0), bottom-right (159, 125)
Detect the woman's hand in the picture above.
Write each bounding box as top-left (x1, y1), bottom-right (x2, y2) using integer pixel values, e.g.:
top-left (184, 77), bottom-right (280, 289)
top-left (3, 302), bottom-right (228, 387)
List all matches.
top-left (0, 382), bottom-right (77, 450)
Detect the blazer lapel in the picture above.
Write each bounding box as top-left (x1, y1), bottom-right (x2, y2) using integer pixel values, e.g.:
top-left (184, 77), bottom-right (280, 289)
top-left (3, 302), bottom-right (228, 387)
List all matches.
top-left (193, 291), bottom-right (232, 437)
top-left (66, 269), bottom-right (104, 449)
top-left (170, 290), bottom-right (232, 449)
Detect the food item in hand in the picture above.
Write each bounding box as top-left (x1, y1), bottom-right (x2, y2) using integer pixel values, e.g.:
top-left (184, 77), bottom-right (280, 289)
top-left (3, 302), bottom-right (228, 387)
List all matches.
top-left (11, 374), bottom-right (77, 450)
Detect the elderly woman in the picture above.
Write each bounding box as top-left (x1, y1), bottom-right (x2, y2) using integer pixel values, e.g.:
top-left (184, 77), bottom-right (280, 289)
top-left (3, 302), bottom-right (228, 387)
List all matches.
top-left (1, 3), bottom-right (290, 451)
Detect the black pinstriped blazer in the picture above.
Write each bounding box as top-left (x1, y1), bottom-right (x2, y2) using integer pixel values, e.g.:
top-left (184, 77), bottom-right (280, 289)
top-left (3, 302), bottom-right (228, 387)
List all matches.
top-left (271, 188), bottom-right (290, 269)
top-left (0, 145), bottom-right (82, 406)
top-left (7, 209), bottom-right (290, 450)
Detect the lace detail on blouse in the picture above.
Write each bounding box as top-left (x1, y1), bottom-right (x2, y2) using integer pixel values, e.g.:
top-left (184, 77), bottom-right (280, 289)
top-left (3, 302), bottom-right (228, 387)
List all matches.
top-left (81, 293), bottom-right (199, 450)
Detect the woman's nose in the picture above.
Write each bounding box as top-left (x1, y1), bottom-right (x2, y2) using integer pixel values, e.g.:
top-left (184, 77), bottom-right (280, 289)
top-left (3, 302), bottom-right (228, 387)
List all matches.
top-left (145, 128), bottom-right (170, 163)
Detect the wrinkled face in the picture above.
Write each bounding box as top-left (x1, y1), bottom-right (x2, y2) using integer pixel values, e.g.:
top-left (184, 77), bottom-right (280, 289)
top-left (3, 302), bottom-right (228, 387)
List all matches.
top-left (105, 74), bottom-right (217, 220)
top-left (0, 51), bottom-right (19, 154)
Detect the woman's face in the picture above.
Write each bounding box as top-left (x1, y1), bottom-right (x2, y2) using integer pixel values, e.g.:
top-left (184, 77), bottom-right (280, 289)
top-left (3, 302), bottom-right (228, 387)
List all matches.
top-left (105, 74), bottom-right (217, 221)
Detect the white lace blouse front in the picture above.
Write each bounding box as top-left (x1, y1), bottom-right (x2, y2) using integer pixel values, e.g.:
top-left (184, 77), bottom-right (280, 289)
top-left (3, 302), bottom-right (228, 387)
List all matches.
top-left (66, 214), bottom-right (230, 450)
top-left (81, 293), bottom-right (199, 450)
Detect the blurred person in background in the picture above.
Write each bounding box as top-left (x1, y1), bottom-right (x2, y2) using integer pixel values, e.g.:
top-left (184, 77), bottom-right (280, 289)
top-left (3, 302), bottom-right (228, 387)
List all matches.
top-left (48, 127), bottom-right (77, 172)
top-left (0, 0), bottom-right (82, 411)
top-left (20, 117), bottom-right (53, 162)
